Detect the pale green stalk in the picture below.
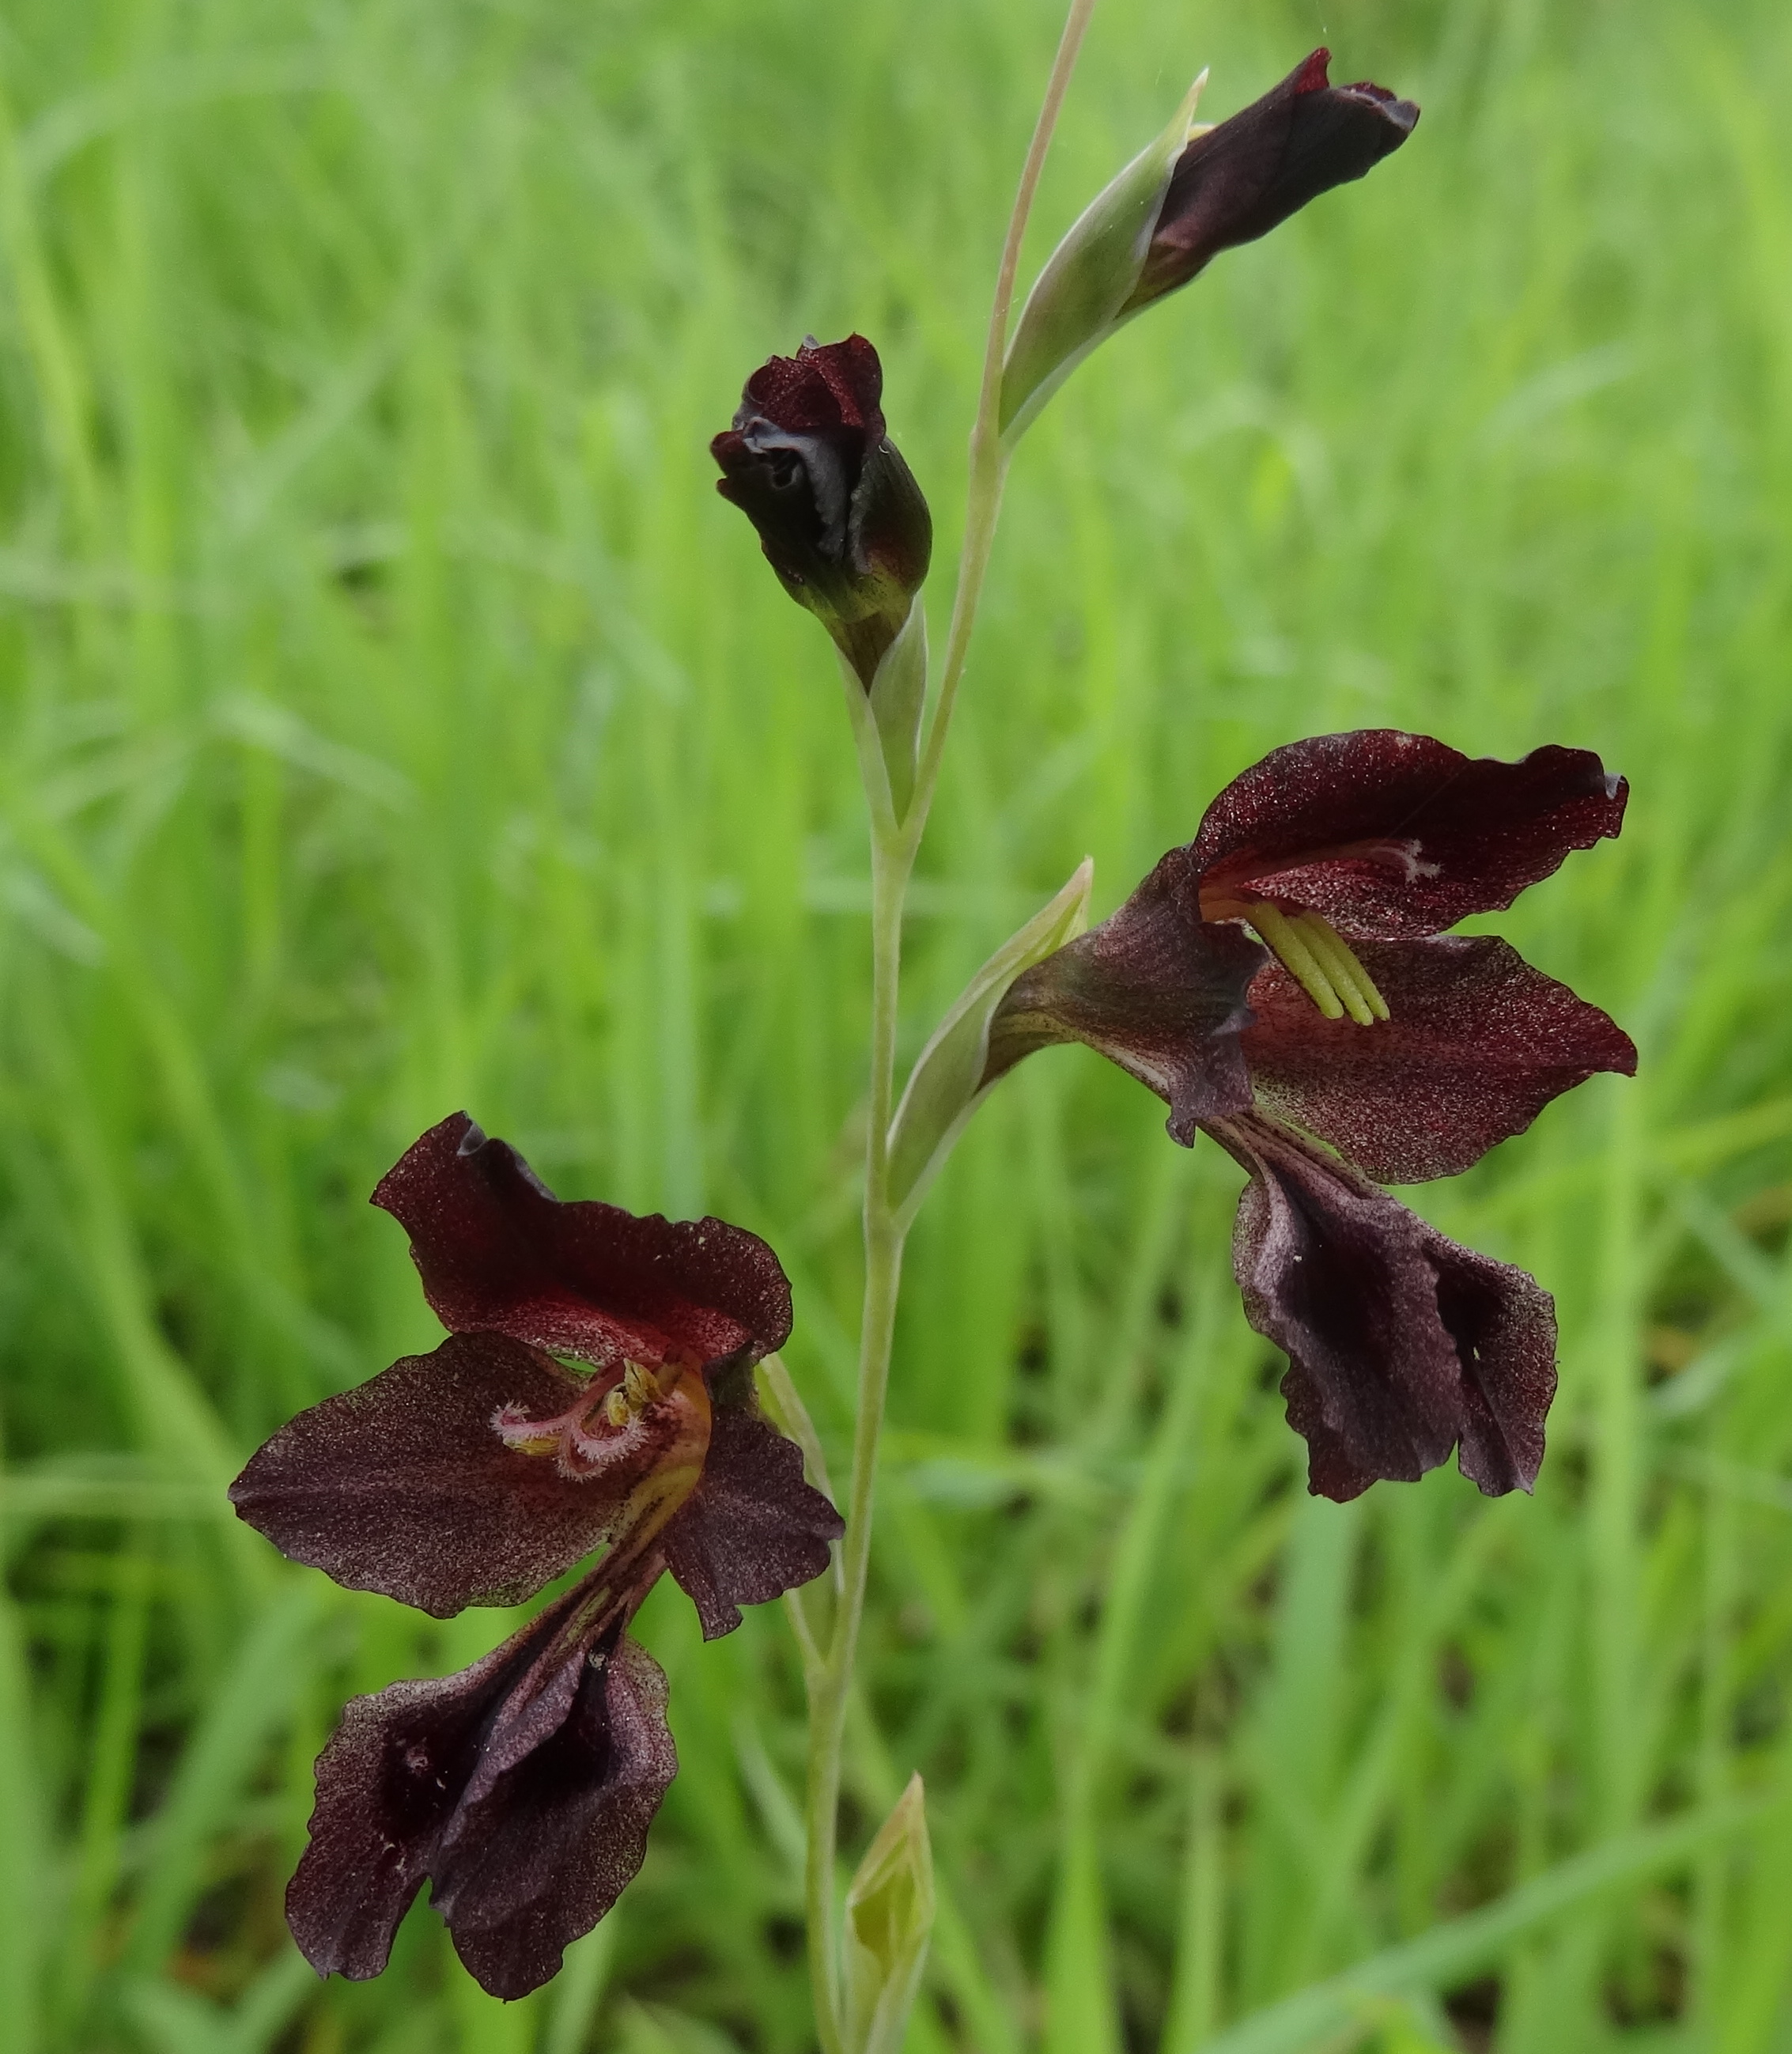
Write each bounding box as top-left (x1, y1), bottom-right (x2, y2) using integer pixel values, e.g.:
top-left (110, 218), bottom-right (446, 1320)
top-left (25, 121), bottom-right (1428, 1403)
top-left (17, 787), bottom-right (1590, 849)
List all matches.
top-left (802, 6), bottom-right (1099, 2048)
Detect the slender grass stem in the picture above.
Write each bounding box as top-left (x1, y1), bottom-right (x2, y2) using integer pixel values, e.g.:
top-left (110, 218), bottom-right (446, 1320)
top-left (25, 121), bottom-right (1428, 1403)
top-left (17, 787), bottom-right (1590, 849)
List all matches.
top-left (801, 5), bottom-right (1099, 2047)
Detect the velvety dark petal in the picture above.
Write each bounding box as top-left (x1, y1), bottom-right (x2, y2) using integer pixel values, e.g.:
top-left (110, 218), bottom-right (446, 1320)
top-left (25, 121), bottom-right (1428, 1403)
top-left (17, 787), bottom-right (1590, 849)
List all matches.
top-left (1191, 731), bottom-right (1628, 936)
top-left (229, 1334), bottom-right (637, 1617)
top-left (984, 849), bottom-right (1266, 1143)
top-left (660, 1395), bottom-right (843, 1639)
top-left (1209, 1113), bottom-right (1556, 1500)
top-left (436, 1636), bottom-right (678, 2000)
top-left (285, 1585), bottom-right (592, 1982)
top-left (1242, 937), bottom-right (1638, 1182)
top-left (712, 335), bottom-right (931, 690)
top-left (1432, 1236), bottom-right (1557, 1496)
top-left (1125, 50), bottom-right (1418, 312)
top-left (372, 1112), bottom-right (792, 1374)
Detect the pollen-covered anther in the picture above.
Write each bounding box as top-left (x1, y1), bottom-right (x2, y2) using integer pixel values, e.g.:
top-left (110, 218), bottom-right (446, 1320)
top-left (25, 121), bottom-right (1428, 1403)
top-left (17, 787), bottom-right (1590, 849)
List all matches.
top-left (1246, 903), bottom-right (1389, 1027)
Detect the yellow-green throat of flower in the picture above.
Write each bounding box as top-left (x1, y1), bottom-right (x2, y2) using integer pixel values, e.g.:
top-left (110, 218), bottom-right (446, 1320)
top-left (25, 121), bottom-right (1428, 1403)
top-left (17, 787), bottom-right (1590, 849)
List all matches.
top-left (1246, 903), bottom-right (1390, 1026)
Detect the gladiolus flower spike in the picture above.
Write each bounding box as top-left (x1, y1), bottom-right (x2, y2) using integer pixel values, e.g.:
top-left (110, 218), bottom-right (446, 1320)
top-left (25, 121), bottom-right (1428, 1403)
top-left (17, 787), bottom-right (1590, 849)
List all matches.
top-left (229, 1114), bottom-right (842, 2000)
top-left (985, 731), bottom-right (1635, 1504)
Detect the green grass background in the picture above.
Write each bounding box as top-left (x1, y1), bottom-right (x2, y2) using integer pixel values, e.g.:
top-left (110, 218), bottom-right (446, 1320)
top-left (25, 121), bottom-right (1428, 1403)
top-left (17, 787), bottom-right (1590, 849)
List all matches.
top-left (2, 0), bottom-right (1791, 2048)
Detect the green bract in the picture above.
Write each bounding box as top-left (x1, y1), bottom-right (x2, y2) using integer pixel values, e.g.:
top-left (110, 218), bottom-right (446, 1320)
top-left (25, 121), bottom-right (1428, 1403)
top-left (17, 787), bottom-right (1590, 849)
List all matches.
top-left (999, 72), bottom-right (1208, 444)
top-left (885, 859), bottom-right (1094, 1220)
top-left (844, 1776), bottom-right (936, 2054)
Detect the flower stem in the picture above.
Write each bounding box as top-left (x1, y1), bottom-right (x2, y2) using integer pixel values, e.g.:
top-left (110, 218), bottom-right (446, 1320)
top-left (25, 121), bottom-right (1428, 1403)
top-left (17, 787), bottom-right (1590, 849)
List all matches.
top-left (906, 0), bottom-right (1098, 853)
top-left (803, 6), bottom-right (1098, 2048)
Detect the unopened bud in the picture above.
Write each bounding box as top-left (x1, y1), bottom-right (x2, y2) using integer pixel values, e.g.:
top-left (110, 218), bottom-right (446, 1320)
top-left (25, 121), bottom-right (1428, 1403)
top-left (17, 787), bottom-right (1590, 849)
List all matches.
top-left (843, 1773), bottom-right (935, 2054)
top-left (713, 335), bottom-right (932, 694)
top-left (1002, 51), bottom-right (1417, 442)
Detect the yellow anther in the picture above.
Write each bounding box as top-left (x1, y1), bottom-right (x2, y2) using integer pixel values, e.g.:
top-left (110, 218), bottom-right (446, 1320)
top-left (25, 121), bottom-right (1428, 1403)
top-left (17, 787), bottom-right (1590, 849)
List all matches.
top-left (1249, 904), bottom-right (1389, 1027)
top-left (1293, 913), bottom-right (1380, 1026)
top-left (604, 1386), bottom-right (632, 1428)
top-left (1246, 903), bottom-right (1344, 1020)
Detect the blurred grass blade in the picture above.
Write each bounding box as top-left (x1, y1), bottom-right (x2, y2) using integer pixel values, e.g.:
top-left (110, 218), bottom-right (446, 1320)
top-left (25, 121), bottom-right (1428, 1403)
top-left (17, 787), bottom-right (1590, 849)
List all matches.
top-left (0, 1586), bottom-right (43, 2054)
top-left (126, 1582), bottom-right (327, 1974)
top-left (1200, 1793), bottom-right (1785, 2054)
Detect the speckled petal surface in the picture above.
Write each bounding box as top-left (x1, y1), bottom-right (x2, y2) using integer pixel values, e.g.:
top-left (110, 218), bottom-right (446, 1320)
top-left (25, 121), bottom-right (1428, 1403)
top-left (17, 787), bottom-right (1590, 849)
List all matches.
top-left (661, 1397), bottom-right (843, 1638)
top-left (229, 1333), bottom-right (630, 1617)
top-left (285, 1580), bottom-right (675, 2002)
top-left (1191, 731), bottom-right (1627, 936)
top-left (1242, 936), bottom-right (1636, 1181)
top-left (372, 1112), bottom-right (792, 1373)
top-left (1209, 1112), bottom-right (1557, 1500)
top-left (284, 1582), bottom-right (591, 1983)
top-left (435, 1635), bottom-right (678, 1999)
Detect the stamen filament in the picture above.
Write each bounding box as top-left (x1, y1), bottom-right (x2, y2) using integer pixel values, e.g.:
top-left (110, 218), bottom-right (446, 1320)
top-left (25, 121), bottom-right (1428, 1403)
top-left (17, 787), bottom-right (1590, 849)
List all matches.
top-left (1294, 913), bottom-right (1374, 1026)
top-left (1294, 913), bottom-right (1391, 1022)
top-left (1246, 902), bottom-right (1344, 1019)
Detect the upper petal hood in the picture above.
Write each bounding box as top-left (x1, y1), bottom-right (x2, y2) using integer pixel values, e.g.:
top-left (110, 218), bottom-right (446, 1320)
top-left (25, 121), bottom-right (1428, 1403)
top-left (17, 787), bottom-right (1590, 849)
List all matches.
top-left (1208, 1112), bottom-right (1557, 1500)
top-left (372, 1113), bottom-right (793, 1375)
top-left (1125, 50), bottom-right (1418, 313)
top-left (1242, 936), bottom-right (1638, 1182)
top-left (984, 849), bottom-right (1266, 1144)
top-left (1190, 731), bottom-right (1628, 937)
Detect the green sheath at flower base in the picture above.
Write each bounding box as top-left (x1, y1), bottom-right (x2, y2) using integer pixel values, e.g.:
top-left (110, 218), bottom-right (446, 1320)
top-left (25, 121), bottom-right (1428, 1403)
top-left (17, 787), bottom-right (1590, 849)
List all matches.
top-left (843, 1775), bottom-right (935, 2054)
top-left (1000, 70), bottom-right (1209, 444)
top-left (885, 858), bottom-right (1094, 1222)
top-left (865, 599), bottom-right (927, 820)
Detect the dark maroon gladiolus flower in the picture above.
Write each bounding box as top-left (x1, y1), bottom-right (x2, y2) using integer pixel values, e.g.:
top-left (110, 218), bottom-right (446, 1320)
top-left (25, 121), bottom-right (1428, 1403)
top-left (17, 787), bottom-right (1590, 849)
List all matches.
top-left (231, 1114), bottom-right (842, 1997)
top-left (987, 731), bottom-right (1635, 1502)
top-left (712, 334), bottom-right (932, 690)
top-left (1125, 50), bottom-right (1419, 314)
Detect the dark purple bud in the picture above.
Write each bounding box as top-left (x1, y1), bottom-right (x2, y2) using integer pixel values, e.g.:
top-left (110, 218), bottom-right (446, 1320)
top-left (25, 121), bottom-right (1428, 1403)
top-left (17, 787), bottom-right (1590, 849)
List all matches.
top-left (1242, 936), bottom-right (1637, 1183)
top-left (1210, 1113), bottom-right (1557, 1501)
top-left (1125, 51), bottom-right (1417, 313)
top-left (984, 848), bottom-right (1265, 1144)
top-left (711, 335), bottom-right (932, 691)
top-left (1191, 732), bottom-right (1628, 938)
top-left (372, 1112), bottom-right (792, 1378)
top-left (287, 1578), bottom-right (676, 1999)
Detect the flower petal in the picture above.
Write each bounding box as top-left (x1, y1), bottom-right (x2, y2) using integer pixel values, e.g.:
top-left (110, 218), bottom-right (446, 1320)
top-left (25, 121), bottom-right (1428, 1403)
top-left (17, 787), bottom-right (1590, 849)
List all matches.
top-left (1125, 50), bottom-right (1418, 312)
top-left (229, 1334), bottom-right (629, 1617)
top-left (435, 1635), bottom-right (678, 2000)
top-left (285, 1585), bottom-right (675, 2000)
top-left (1191, 731), bottom-right (1627, 936)
top-left (284, 1585), bottom-right (591, 1981)
top-left (1209, 1113), bottom-right (1557, 1500)
top-left (1242, 936), bottom-right (1637, 1182)
top-left (660, 1389), bottom-right (844, 1639)
top-left (985, 851), bottom-right (1266, 1143)
top-left (372, 1113), bottom-right (793, 1374)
